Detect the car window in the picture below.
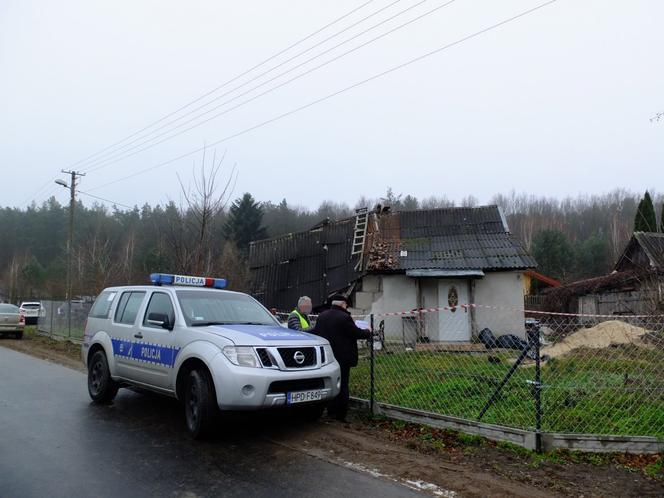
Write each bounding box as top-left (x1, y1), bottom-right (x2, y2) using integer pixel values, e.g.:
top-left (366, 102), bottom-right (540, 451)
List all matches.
top-left (114, 293), bottom-right (130, 322)
top-left (143, 292), bottom-right (175, 329)
top-left (0, 304), bottom-right (19, 313)
top-left (21, 303), bottom-right (40, 309)
top-left (114, 291), bottom-right (146, 325)
top-left (175, 290), bottom-right (278, 326)
top-left (89, 291), bottom-right (117, 319)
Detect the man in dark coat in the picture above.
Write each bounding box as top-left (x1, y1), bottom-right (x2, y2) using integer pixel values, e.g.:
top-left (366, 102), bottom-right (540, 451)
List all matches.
top-left (313, 294), bottom-right (371, 421)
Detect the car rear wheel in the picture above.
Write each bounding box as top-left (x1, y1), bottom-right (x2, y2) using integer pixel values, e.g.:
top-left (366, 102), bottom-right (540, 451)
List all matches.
top-left (184, 369), bottom-right (217, 439)
top-left (88, 350), bottom-right (119, 403)
top-left (14, 331), bottom-right (23, 340)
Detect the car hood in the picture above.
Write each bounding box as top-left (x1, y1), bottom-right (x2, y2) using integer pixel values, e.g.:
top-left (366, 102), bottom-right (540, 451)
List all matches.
top-left (205, 324), bottom-right (325, 346)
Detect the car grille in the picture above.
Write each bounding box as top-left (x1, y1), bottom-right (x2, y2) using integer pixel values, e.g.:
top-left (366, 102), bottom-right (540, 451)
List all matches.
top-left (268, 378), bottom-right (325, 394)
top-left (277, 347), bottom-right (316, 368)
top-left (256, 348), bottom-right (273, 367)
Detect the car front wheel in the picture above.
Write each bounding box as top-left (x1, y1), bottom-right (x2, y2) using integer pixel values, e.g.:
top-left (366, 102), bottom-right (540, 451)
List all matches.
top-left (88, 350), bottom-right (119, 403)
top-left (184, 369), bottom-right (217, 439)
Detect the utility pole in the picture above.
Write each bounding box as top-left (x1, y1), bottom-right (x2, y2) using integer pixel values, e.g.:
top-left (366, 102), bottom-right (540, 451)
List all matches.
top-left (57, 170), bottom-right (85, 336)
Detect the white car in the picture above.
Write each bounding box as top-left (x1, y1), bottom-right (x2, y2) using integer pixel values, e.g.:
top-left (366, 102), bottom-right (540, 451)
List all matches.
top-left (19, 301), bottom-right (42, 325)
top-left (82, 273), bottom-right (341, 438)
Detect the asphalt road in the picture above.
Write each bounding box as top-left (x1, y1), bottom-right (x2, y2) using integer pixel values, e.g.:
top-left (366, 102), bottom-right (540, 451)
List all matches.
top-left (0, 346), bottom-right (421, 498)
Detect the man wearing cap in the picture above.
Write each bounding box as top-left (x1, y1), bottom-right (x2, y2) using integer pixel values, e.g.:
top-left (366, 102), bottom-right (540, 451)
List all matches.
top-left (287, 296), bottom-right (313, 331)
top-left (313, 294), bottom-right (371, 421)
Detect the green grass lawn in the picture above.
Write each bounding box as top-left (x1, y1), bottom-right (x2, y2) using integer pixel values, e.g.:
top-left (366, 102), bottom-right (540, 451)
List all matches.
top-left (350, 344), bottom-right (664, 438)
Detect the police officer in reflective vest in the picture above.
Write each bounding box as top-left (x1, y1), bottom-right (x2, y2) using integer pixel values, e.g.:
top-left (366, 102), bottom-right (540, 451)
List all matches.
top-left (313, 294), bottom-right (371, 422)
top-left (287, 296), bottom-right (313, 331)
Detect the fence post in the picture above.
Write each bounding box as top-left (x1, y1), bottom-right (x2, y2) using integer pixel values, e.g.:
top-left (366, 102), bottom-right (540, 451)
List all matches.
top-left (49, 301), bottom-right (54, 339)
top-left (370, 313), bottom-right (375, 418)
top-left (533, 324), bottom-right (543, 453)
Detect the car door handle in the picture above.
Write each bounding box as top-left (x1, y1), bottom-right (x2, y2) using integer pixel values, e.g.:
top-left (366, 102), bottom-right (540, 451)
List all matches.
top-left (134, 333), bottom-right (143, 339)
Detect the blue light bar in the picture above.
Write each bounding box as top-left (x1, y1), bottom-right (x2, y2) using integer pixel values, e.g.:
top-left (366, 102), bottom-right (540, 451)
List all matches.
top-left (149, 273), bottom-right (227, 289)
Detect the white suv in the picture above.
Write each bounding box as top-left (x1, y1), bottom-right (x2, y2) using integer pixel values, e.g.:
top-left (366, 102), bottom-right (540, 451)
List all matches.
top-left (82, 274), bottom-right (340, 438)
top-left (19, 301), bottom-right (43, 325)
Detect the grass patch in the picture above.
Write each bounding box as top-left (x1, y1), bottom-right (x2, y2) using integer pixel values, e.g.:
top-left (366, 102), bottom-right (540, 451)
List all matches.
top-left (23, 331), bottom-right (82, 355)
top-left (350, 346), bottom-right (664, 437)
top-left (645, 456), bottom-right (664, 479)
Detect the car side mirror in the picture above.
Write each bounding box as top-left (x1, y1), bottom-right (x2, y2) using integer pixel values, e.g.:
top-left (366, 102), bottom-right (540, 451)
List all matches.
top-left (147, 312), bottom-right (173, 330)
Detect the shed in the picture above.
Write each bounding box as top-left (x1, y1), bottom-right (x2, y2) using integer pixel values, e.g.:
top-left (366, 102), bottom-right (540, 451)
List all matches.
top-left (542, 232), bottom-right (664, 315)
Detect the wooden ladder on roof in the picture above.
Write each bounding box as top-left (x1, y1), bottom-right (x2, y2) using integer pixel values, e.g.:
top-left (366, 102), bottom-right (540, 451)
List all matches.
top-left (352, 207), bottom-right (369, 271)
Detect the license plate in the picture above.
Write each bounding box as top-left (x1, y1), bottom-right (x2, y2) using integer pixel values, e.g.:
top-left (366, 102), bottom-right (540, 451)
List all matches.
top-left (287, 389), bottom-right (324, 404)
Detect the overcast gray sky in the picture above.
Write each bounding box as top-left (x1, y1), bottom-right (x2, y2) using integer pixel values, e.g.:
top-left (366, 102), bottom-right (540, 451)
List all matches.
top-left (1, 0), bottom-right (662, 210)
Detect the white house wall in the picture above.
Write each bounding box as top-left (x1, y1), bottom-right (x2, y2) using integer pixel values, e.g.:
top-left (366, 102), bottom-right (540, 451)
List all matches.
top-left (474, 271), bottom-right (526, 338)
top-left (357, 274), bottom-right (417, 342)
top-left (355, 271), bottom-right (526, 342)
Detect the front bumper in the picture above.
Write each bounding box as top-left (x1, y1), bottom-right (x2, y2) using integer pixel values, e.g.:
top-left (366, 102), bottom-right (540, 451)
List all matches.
top-left (209, 354), bottom-right (341, 410)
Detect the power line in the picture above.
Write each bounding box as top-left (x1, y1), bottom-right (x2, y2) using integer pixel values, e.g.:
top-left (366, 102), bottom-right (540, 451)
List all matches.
top-left (21, 179), bottom-right (58, 206)
top-left (82, 0), bottom-right (456, 174)
top-left (22, 1), bottom-right (377, 206)
top-left (63, 0), bottom-right (378, 172)
top-left (87, 0), bottom-right (559, 193)
top-left (78, 0), bottom-right (408, 172)
top-left (78, 190), bottom-right (134, 210)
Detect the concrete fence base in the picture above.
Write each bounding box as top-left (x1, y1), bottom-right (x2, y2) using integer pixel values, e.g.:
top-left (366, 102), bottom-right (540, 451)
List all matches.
top-left (350, 398), bottom-right (664, 454)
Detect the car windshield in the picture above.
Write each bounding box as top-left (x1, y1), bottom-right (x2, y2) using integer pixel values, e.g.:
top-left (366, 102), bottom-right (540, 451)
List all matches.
top-left (175, 290), bottom-right (278, 327)
top-left (21, 303), bottom-right (40, 309)
top-left (0, 304), bottom-right (19, 313)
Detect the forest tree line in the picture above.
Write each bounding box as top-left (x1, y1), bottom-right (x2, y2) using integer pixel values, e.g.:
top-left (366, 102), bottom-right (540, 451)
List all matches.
top-left (0, 184), bottom-right (661, 302)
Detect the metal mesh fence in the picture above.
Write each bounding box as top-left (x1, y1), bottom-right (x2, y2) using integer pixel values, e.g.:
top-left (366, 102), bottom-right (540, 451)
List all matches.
top-left (349, 305), bottom-right (664, 440)
top-left (37, 300), bottom-right (92, 341)
top-left (34, 299), bottom-right (664, 439)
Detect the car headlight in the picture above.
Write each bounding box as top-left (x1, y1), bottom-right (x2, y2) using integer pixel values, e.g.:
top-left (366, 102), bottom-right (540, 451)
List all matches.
top-left (222, 346), bottom-right (259, 368)
top-left (323, 344), bottom-right (335, 365)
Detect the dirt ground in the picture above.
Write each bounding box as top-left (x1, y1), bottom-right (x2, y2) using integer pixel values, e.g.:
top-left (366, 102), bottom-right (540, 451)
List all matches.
top-left (2, 334), bottom-right (662, 498)
top-left (1, 333), bottom-right (85, 372)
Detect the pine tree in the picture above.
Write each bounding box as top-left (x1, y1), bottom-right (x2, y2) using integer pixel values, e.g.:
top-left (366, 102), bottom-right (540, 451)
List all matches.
top-left (531, 229), bottom-right (575, 280)
top-left (634, 191), bottom-right (657, 232)
top-left (223, 193), bottom-right (267, 252)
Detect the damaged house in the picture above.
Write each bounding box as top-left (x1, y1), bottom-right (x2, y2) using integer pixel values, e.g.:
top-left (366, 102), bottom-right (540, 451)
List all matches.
top-left (249, 205), bottom-right (536, 342)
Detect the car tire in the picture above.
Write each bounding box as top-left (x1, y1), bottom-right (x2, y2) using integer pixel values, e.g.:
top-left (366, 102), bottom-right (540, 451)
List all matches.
top-left (15, 331), bottom-right (23, 340)
top-left (184, 369), bottom-right (217, 439)
top-left (88, 350), bottom-right (119, 403)
top-left (298, 403), bottom-right (326, 422)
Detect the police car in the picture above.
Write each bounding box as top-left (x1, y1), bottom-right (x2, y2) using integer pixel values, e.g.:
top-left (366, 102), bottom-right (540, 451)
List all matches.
top-left (82, 274), bottom-right (341, 438)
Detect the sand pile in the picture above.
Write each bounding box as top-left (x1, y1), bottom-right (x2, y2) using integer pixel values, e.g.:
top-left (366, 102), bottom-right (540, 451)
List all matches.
top-left (542, 320), bottom-right (651, 359)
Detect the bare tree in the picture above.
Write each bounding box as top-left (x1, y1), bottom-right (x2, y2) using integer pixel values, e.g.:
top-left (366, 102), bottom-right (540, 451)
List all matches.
top-left (75, 228), bottom-right (117, 295)
top-left (169, 147), bottom-right (237, 275)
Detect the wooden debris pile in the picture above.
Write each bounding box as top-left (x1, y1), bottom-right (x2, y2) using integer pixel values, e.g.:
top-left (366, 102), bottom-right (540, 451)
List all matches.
top-left (366, 241), bottom-right (397, 270)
